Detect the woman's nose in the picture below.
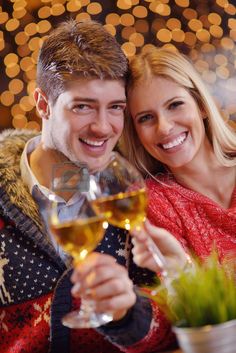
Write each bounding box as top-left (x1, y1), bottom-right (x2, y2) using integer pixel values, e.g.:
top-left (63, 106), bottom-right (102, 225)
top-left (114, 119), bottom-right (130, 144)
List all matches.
top-left (156, 115), bottom-right (174, 136)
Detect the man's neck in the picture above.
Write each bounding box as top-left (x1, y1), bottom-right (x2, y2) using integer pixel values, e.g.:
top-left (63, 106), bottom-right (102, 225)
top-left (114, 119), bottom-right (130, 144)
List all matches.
top-left (29, 142), bottom-right (67, 190)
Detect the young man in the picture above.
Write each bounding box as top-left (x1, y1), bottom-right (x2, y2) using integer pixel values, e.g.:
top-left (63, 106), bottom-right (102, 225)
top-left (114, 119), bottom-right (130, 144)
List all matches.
top-left (0, 20), bottom-right (175, 353)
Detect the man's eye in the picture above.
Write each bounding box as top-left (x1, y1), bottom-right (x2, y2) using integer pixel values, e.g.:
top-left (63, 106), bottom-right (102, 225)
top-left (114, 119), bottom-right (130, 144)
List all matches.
top-left (72, 104), bottom-right (90, 112)
top-left (111, 104), bottom-right (126, 111)
top-left (169, 101), bottom-right (184, 110)
top-left (137, 114), bottom-right (153, 123)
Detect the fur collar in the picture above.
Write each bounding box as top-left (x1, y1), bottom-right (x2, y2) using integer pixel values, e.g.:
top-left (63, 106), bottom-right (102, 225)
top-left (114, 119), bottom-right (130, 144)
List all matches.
top-left (0, 129), bottom-right (43, 229)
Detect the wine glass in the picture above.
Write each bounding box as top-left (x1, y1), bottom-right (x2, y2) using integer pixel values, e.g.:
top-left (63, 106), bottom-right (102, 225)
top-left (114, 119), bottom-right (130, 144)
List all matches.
top-left (48, 161), bottom-right (113, 328)
top-left (88, 152), bottom-right (169, 276)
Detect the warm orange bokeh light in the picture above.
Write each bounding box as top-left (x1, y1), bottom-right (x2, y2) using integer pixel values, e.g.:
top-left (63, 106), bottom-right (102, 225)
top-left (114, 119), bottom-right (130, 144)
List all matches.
top-left (0, 0), bottom-right (235, 129)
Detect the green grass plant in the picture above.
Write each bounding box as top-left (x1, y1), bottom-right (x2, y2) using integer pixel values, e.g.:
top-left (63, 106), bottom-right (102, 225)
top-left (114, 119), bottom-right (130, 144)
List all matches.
top-left (146, 252), bottom-right (236, 328)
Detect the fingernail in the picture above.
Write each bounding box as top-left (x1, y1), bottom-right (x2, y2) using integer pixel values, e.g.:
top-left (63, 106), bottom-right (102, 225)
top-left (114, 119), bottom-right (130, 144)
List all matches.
top-left (85, 288), bottom-right (92, 296)
top-left (71, 282), bottom-right (81, 295)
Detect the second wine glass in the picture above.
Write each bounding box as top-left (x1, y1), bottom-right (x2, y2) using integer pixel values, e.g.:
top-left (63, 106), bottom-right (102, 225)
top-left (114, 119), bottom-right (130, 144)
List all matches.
top-left (89, 152), bottom-right (146, 231)
top-left (88, 152), bottom-right (169, 274)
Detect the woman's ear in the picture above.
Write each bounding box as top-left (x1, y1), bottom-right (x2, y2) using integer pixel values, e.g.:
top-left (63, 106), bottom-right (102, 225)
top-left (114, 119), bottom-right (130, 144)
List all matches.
top-left (34, 88), bottom-right (50, 120)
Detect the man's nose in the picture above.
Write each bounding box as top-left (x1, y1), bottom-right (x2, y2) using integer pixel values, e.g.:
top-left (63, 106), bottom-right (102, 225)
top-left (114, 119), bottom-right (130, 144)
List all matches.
top-left (90, 110), bottom-right (112, 135)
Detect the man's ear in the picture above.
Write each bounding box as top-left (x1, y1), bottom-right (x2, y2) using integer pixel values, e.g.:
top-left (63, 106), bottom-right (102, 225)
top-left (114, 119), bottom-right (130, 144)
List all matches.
top-left (34, 88), bottom-right (50, 119)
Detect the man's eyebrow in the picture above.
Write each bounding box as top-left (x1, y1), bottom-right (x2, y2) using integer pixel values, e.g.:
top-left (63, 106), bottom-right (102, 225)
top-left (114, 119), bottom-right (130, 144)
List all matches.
top-left (69, 97), bottom-right (98, 103)
top-left (109, 99), bottom-right (127, 104)
top-left (69, 98), bottom-right (127, 104)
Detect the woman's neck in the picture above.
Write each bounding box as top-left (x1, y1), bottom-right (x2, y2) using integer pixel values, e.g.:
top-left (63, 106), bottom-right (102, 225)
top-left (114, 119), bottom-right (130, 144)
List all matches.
top-left (172, 162), bottom-right (236, 209)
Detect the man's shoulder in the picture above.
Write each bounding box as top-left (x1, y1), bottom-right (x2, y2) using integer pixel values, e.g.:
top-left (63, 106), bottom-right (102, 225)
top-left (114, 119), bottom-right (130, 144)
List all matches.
top-left (0, 128), bottom-right (40, 145)
top-left (0, 129), bottom-right (41, 224)
top-left (0, 128), bottom-right (40, 168)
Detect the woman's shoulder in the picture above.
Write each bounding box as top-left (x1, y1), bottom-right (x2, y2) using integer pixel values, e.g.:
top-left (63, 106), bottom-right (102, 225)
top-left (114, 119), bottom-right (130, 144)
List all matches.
top-left (145, 174), bottom-right (185, 236)
top-left (146, 173), bottom-right (177, 193)
top-left (145, 174), bottom-right (182, 211)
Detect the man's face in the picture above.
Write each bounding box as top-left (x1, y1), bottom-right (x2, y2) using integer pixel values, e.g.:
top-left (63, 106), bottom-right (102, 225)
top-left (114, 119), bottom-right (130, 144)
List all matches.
top-left (43, 79), bottom-right (126, 171)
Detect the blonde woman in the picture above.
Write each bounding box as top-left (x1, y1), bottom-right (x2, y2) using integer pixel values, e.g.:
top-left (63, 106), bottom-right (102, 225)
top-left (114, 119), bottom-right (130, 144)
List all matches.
top-left (123, 47), bottom-right (236, 273)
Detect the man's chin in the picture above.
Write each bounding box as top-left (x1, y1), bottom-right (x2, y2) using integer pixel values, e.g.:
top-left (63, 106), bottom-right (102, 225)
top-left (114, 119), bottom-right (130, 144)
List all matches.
top-left (86, 154), bottom-right (112, 173)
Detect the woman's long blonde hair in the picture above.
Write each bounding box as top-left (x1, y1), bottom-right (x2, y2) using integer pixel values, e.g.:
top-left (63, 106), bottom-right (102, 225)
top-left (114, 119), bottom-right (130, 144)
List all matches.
top-left (122, 47), bottom-right (236, 177)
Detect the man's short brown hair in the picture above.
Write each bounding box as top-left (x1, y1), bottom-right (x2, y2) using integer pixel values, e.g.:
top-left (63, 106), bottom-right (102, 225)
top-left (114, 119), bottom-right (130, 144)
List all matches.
top-left (37, 19), bottom-right (128, 102)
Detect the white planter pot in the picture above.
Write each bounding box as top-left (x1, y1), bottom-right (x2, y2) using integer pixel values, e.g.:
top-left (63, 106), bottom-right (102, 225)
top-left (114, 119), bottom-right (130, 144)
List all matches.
top-left (173, 319), bottom-right (236, 353)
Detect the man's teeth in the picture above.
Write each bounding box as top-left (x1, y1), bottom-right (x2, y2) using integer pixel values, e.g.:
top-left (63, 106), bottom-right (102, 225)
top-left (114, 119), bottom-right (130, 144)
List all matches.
top-left (162, 133), bottom-right (186, 150)
top-left (81, 138), bottom-right (105, 147)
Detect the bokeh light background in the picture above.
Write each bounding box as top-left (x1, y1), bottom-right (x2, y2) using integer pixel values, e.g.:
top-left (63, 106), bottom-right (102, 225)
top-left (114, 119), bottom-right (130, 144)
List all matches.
top-left (0, 0), bottom-right (236, 131)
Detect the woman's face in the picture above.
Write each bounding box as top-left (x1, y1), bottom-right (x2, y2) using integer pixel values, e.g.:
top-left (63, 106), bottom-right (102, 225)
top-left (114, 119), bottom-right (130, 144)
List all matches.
top-left (128, 76), bottom-right (209, 172)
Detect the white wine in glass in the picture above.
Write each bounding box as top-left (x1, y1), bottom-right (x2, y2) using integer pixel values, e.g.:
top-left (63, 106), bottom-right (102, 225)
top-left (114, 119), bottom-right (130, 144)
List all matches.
top-left (48, 161), bottom-right (113, 328)
top-left (50, 214), bottom-right (107, 262)
top-left (89, 153), bottom-right (147, 231)
top-left (91, 188), bottom-right (147, 231)
top-left (89, 152), bottom-right (169, 274)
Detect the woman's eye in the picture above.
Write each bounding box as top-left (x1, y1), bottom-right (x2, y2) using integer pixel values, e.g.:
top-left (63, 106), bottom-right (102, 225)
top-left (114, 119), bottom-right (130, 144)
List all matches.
top-left (169, 101), bottom-right (184, 110)
top-left (137, 114), bottom-right (153, 123)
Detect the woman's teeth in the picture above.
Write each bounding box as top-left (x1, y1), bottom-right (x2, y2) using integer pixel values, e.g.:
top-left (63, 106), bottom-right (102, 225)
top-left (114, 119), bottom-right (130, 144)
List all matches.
top-left (80, 138), bottom-right (105, 147)
top-left (161, 132), bottom-right (187, 150)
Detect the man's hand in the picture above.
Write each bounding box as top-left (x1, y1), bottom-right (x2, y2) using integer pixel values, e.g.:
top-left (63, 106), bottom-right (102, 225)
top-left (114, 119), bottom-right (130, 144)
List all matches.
top-left (71, 252), bottom-right (136, 322)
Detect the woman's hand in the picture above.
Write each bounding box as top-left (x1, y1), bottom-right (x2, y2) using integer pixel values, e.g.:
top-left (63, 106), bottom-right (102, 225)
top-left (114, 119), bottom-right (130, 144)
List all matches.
top-left (71, 252), bottom-right (136, 321)
top-left (131, 220), bottom-right (189, 274)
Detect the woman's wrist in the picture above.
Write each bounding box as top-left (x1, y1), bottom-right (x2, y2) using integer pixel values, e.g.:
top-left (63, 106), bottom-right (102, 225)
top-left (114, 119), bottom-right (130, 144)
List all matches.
top-left (183, 253), bottom-right (194, 273)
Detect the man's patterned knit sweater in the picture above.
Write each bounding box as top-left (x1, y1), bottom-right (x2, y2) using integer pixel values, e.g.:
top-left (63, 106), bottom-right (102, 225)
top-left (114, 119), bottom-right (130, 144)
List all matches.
top-left (0, 129), bottom-right (176, 353)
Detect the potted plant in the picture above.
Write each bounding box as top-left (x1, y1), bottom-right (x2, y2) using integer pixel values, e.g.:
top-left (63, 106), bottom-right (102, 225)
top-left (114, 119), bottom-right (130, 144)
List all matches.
top-left (144, 252), bottom-right (236, 353)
